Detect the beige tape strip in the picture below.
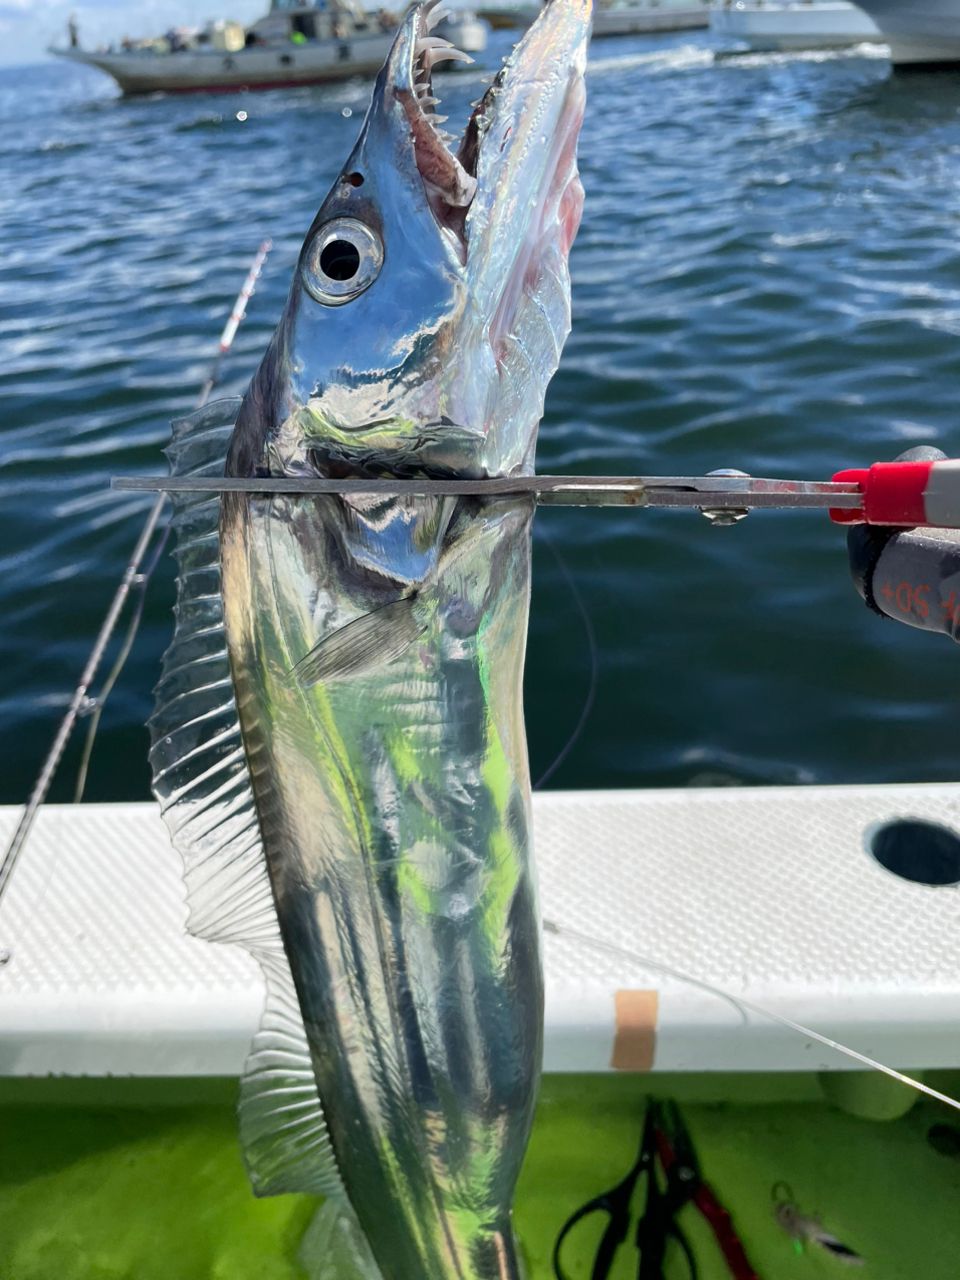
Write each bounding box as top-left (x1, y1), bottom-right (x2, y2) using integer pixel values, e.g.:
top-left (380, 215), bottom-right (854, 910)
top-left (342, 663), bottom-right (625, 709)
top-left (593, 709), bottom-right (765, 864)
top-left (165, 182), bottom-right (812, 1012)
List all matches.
top-left (611, 989), bottom-right (659, 1071)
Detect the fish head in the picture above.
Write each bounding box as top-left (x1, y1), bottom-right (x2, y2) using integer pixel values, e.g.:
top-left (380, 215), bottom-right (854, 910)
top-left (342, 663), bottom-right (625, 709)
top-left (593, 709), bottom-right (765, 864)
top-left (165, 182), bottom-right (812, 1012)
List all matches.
top-left (233, 0), bottom-right (591, 481)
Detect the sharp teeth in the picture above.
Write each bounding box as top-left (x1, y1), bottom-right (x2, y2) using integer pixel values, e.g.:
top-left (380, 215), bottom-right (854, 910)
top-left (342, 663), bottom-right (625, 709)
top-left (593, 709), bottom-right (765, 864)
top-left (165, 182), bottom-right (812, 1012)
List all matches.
top-left (415, 35), bottom-right (455, 52)
top-left (425, 113), bottom-right (450, 125)
top-left (425, 4), bottom-right (451, 30)
top-left (417, 93), bottom-right (441, 106)
top-left (423, 46), bottom-right (473, 71)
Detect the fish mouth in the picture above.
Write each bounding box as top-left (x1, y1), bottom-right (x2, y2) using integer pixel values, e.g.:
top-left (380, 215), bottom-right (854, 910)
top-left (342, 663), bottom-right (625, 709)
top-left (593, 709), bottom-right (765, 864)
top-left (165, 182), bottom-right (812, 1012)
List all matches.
top-left (394, 0), bottom-right (589, 250)
top-left (395, 0), bottom-right (478, 241)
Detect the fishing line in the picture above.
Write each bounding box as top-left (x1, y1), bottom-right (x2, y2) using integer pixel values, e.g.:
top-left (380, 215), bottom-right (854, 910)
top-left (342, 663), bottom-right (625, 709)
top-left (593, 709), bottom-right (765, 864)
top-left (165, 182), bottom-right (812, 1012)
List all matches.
top-left (72, 522), bottom-right (172, 804)
top-left (543, 918), bottom-right (960, 1114)
top-left (72, 238), bottom-right (274, 803)
top-left (71, 239), bottom-right (273, 806)
top-left (533, 524), bottom-right (599, 789)
top-left (0, 239), bottom-right (271, 912)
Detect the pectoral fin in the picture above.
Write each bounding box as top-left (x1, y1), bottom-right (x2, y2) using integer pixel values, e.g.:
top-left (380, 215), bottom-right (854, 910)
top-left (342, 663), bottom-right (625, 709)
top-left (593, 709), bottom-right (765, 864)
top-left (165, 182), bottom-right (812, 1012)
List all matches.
top-left (291, 595), bottom-right (426, 687)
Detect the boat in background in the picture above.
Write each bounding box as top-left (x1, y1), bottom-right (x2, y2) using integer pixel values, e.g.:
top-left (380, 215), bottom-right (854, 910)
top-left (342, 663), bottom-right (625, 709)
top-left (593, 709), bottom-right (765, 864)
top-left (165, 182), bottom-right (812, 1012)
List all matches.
top-left (49, 1), bottom-right (401, 95)
top-left (710, 1), bottom-right (881, 52)
top-left (478, 0), bottom-right (710, 33)
top-left (476, 1), bottom-right (539, 28)
top-left (852, 0), bottom-right (960, 65)
top-left (593, 0), bottom-right (710, 36)
top-left (433, 7), bottom-right (489, 51)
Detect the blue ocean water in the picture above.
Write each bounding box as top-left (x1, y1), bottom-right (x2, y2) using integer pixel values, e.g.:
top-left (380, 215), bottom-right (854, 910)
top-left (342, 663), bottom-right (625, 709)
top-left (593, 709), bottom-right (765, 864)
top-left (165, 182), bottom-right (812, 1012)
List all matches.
top-left (4, 33), bottom-right (960, 804)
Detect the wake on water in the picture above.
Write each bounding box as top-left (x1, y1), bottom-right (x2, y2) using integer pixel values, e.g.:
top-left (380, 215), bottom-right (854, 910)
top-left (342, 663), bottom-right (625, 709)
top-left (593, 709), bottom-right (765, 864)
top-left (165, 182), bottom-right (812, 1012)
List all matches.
top-left (587, 40), bottom-right (889, 81)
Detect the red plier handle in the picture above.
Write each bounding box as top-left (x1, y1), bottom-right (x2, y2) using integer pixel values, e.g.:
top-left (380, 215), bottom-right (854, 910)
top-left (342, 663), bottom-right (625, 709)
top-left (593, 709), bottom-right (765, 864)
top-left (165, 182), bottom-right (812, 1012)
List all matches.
top-left (692, 1183), bottom-right (761, 1280)
top-left (830, 460), bottom-right (960, 528)
top-left (656, 1123), bottom-right (761, 1280)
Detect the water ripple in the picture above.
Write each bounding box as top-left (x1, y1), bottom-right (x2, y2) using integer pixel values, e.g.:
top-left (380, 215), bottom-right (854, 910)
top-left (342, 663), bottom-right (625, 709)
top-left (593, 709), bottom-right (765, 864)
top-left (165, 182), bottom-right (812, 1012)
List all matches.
top-left (3, 36), bottom-right (960, 801)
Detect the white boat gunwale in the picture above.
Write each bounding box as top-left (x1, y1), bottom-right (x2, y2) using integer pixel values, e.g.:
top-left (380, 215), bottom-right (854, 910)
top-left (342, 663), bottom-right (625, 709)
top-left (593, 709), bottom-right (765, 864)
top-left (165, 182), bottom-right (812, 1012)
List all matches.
top-left (3, 783), bottom-right (959, 1079)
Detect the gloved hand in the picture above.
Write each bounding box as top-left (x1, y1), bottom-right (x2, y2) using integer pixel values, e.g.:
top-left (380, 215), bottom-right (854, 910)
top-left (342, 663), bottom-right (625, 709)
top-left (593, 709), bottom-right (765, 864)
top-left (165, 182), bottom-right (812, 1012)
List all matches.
top-left (847, 446), bottom-right (960, 642)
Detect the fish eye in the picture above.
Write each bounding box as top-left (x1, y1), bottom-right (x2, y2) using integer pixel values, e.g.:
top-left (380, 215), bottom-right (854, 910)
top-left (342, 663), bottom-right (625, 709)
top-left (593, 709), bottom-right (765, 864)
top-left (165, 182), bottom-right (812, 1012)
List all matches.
top-left (302, 217), bottom-right (383, 306)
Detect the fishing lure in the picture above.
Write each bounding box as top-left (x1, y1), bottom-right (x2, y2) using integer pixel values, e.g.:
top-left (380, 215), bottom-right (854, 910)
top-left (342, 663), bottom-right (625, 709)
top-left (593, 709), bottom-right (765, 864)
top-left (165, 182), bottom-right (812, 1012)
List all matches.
top-left (772, 1182), bottom-right (865, 1266)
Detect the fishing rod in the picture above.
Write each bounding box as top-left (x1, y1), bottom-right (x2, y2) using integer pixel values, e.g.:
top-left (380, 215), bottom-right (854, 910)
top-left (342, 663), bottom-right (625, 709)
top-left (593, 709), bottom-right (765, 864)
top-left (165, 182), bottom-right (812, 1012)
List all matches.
top-left (71, 239), bottom-right (273, 806)
top-left (0, 238), bottom-right (272, 913)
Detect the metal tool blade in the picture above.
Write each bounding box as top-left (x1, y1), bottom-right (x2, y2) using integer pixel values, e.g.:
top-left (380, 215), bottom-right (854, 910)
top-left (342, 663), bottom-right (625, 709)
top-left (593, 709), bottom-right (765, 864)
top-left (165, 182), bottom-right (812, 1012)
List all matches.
top-left (113, 474), bottom-right (864, 511)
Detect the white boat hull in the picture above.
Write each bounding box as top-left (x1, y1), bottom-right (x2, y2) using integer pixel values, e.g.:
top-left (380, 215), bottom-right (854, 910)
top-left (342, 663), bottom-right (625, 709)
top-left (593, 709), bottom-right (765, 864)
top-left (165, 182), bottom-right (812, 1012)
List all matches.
top-left (433, 13), bottom-right (489, 51)
top-left (710, 1), bottom-right (880, 52)
top-left (476, 4), bottom-right (540, 29)
top-left (854, 0), bottom-right (960, 64)
top-left (52, 35), bottom-right (396, 94)
top-left (592, 3), bottom-right (710, 36)
top-left (480, 0), bottom-right (709, 33)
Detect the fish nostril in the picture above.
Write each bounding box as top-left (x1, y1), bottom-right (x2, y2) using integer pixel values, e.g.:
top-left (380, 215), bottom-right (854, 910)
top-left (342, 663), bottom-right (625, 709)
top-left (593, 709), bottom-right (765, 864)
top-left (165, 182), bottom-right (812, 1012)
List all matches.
top-left (320, 239), bottom-right (361, 281)
top-left (868, 818), bottom-right (960, 886)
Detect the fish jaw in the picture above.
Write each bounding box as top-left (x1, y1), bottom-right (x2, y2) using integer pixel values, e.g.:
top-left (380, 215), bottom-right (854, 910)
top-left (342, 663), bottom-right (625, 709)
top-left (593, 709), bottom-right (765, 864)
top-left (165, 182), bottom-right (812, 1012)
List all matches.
top-left (456, 0), bottom-right (591, 472)
top-left (230, 0), bottom-right (591, 485)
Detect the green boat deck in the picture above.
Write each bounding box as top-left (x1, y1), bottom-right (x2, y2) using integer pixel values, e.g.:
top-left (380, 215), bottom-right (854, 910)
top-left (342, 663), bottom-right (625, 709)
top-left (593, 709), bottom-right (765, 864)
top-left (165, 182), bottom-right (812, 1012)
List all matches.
top-left (3, 1073), bottom-right (959, 1278)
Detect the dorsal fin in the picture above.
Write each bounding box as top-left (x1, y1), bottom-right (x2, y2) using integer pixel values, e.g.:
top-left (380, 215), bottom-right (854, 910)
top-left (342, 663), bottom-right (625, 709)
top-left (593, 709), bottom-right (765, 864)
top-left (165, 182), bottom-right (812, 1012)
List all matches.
top-left (148, 398), bottom-right (345, 1200)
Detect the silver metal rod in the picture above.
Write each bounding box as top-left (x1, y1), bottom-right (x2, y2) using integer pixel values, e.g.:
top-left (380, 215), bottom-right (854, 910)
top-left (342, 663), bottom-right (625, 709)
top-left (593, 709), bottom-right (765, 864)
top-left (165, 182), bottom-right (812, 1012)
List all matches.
top-left (111, 473), bottom-right (864, 510)
top-left (0, 239), bottom-right (272, 916)
top-left (114, 474), bottom-right (649, 498)
top-left (636, 490), bottom-right (862, 510)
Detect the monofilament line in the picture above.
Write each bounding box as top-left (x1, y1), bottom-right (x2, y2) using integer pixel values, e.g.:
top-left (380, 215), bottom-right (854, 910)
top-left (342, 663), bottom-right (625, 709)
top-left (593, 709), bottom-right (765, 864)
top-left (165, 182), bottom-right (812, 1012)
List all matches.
top-left (543, 918), bottom-right (960, 1114)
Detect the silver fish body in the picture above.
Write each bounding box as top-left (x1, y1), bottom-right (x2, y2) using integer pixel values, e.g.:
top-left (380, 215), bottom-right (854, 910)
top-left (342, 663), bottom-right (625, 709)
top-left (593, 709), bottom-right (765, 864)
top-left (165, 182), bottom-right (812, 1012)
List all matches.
top-left (178, 2), bottom-right (589, 1276)
top-left (221, 487), bottom-right (538, 1278)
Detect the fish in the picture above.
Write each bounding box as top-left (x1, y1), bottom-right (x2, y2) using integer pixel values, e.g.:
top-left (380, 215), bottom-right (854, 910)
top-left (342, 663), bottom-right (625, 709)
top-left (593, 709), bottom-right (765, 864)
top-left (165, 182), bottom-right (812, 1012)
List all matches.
top-left (149, 0), bottom-right (591, 1276)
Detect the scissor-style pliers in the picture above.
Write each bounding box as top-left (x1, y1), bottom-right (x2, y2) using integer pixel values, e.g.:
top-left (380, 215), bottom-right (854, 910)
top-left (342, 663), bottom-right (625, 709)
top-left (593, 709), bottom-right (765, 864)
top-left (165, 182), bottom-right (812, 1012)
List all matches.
top-left (552, 1101), bottom-right (760, 1280)
top-left (116, 457), bottom-right (960, 529)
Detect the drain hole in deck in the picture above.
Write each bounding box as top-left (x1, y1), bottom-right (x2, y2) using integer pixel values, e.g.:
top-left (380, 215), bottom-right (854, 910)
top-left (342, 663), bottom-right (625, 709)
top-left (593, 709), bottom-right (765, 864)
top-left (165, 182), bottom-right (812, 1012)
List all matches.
top-left (869, 819), bottom-right (960, 886)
